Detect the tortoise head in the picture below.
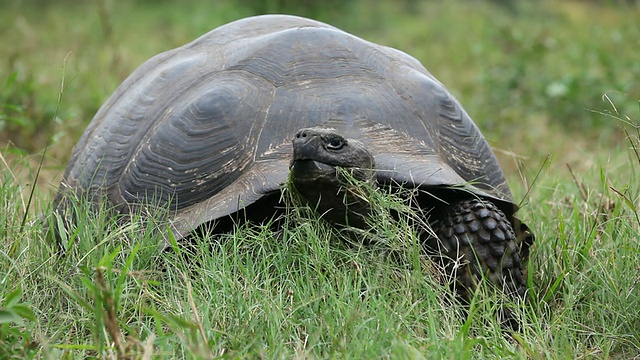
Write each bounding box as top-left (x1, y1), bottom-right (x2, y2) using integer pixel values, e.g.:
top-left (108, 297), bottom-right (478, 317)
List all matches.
top-left (289, 127), bottom-right (376, 228)
top-left (290, 127), bottom-right (375, 181)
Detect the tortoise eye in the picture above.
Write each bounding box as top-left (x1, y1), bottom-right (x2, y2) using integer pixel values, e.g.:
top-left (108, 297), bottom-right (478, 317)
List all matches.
top-left (326, 138), bottom-right (345, 150)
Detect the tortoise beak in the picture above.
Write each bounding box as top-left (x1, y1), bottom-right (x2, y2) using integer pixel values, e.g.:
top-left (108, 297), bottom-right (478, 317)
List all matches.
top-left (290, 129), bottom-right (337, 174)
top-left (291, 129), bottom-right (324, 162)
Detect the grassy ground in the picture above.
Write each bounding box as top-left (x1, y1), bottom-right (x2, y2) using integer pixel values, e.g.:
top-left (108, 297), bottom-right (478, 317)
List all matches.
top-left (1, 0), bottom-right (640, 358)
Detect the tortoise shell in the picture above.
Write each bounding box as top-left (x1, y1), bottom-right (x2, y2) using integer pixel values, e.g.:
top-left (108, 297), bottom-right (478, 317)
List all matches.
top-left (55, 14), bottom-right (514, 237)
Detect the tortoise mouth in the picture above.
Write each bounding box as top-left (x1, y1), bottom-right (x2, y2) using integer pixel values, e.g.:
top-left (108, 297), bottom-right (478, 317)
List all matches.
top-left (290, 159), bottom-right (336, 182)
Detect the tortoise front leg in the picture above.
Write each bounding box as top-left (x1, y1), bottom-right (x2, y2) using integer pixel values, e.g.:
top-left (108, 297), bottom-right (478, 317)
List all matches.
top-left (426, 198), bottom-right (528, 327)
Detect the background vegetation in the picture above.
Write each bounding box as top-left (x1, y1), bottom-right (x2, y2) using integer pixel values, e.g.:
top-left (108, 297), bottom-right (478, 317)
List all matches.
top-left (1, 0), bottom-right (639, 358)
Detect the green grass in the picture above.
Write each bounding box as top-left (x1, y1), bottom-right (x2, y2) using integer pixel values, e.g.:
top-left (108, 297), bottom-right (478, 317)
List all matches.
top-left (1, 0), bottom-right (640, 358)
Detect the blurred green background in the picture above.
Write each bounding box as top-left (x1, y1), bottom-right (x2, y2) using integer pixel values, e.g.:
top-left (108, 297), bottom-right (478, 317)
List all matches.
top-left (1, 0), bottom-right (639, 194)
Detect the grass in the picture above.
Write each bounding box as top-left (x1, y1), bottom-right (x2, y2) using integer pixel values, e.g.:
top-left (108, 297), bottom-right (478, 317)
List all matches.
top-left (2, 133), bottom-right (640, 358)
top-left (1, 0), bottom-right (640, 358)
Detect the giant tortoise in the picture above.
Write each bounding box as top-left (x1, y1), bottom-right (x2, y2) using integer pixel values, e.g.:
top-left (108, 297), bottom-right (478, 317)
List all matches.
top-left (54, 15), bottom-right (534, 314)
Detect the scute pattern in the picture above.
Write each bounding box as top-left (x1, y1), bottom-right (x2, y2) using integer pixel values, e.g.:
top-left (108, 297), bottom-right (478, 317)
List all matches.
top-left (121, 82), bottom-right (248, 208)
top-left (65, 55), bottom-right (207, 194)
top-left (228, 29), bottom-right (383, 87)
